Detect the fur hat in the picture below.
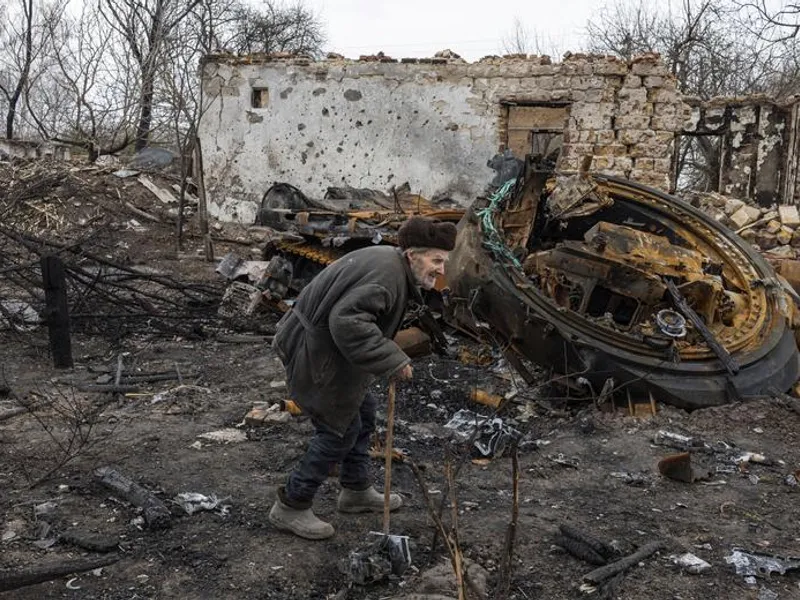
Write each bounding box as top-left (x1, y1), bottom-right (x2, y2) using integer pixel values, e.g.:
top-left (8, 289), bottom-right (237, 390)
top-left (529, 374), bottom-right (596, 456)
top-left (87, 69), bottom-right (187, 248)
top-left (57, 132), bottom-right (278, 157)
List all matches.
top-left (397, 217), bottom-right (457, 251)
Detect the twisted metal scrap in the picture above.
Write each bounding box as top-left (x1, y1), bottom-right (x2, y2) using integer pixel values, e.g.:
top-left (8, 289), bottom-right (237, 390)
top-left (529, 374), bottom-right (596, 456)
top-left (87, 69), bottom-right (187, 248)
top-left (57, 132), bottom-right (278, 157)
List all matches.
top-left (474, 178), bottom-right (520, 268)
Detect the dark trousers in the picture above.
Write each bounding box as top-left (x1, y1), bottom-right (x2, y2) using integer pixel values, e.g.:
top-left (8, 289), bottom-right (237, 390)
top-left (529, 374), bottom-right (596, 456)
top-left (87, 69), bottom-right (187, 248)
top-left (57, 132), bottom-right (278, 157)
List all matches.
top-left (281, 392), bottom-right (377, 509)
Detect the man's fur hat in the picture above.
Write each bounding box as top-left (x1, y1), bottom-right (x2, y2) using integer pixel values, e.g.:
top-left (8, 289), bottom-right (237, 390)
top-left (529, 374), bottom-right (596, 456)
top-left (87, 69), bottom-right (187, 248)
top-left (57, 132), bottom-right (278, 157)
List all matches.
top-left (397, 217), bottom-right (457, 251)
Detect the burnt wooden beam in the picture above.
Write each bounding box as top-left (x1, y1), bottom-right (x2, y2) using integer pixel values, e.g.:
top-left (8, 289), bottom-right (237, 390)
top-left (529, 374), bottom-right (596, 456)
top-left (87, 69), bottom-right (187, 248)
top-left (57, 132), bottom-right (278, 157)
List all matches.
top-left (41, 255), bottom-right (73, 369)
top-left (0, 554), bottom-right (120, 592)
top-left (583, 541), bottom-right (665, 585)
top-left (94, 466), bottom-right (171, 529)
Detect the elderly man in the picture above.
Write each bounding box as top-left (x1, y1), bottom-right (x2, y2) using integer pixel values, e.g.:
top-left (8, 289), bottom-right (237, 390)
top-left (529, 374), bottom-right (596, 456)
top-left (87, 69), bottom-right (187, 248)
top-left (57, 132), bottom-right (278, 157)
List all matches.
top-left (269, 216), bottom-right (457, 540)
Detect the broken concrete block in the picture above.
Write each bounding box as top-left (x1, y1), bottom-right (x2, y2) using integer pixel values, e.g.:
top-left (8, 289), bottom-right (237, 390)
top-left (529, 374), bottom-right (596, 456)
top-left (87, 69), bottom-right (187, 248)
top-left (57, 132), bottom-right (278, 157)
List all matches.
top-left (779, 205), bottom-right (800, 227)
top-left (729, 206), bottom-right (761, 229)
top-left (705, 208), bottom-right (728, 225)
top-left (792, 230), bottom-right (800, 247)
top-left (244, 403), bottom-right (291, 426)
top-left (756, 232), bottom-right (779, 251)
top-left (775, 258), bottom-right (800, 288)
top-left (740, 229), bottom-right (758, 242)
top-left (767, 244), bottom-right (795, 258)
top-left (767, 220), bottom-right (782, 234)
top-left (777, 227), bottom-right (794, 245)
top-left (724, 198), bottom-right (745, 216)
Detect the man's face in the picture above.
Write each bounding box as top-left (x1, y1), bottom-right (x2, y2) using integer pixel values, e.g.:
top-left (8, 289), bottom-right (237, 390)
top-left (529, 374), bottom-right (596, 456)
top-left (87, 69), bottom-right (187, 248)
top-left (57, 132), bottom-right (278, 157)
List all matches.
top-left (407, 248), bottom-right (449, 290)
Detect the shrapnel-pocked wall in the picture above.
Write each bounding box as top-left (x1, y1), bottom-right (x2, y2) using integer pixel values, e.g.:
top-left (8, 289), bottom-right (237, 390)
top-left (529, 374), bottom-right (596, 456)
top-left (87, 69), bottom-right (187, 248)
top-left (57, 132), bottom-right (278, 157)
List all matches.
top-left (198, 52), bottom-right (687, 222)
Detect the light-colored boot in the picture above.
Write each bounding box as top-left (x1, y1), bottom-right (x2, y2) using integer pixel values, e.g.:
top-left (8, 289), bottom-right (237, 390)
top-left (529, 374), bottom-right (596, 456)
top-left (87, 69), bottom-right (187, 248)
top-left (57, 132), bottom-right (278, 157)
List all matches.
top-left (337, 486), bottom-right (403, 514)
top-left (268, 499), bottom-right (335, 540)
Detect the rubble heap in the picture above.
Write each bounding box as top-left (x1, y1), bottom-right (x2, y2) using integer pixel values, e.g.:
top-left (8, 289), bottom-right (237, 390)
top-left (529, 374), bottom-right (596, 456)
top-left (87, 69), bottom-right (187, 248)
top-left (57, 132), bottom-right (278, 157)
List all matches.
top-left (689, 191), bottom-right (800, 259)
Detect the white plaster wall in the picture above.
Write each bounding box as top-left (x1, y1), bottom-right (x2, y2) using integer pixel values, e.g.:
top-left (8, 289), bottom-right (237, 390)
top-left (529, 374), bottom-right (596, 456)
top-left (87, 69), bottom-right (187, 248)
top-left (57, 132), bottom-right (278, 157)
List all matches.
top-left (199, 62), bottom-right (497, 212)
top-left (198, 54), bottom-right (684, 221)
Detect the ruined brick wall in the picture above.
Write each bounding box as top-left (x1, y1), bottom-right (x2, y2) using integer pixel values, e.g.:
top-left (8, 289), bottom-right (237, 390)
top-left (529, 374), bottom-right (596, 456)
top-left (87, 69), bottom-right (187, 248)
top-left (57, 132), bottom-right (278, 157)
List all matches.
top-left (682, 97), bottom-right (795, 206)
top-left (788, 101), bottom-right (800, 204)
top-left (198, 52), bottom-right (686, 222)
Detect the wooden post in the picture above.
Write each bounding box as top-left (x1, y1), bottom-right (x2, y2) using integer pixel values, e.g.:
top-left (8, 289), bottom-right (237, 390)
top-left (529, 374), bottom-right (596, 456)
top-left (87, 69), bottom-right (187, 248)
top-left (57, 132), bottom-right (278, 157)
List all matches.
top-left (41, 255), bottom-right (73, 369)
top-left (193, 136), bottom-right (213, 262)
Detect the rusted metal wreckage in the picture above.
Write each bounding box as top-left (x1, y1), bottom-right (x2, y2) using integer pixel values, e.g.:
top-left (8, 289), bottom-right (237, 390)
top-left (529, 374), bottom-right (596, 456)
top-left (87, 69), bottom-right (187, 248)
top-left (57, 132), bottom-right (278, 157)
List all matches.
top-left (447, 158), bottom-right (799, 408)
top-left (251, 161), bottom-right (800, 408)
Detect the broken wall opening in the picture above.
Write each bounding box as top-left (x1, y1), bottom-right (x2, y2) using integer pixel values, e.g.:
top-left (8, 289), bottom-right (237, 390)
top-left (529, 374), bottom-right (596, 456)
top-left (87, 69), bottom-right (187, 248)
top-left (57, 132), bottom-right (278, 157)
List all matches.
top-left (677, 99), bottom-right (796, 205)
top-left (503, 102), bottom-right (570, 163)
top-left (672, 133), bottom-right (724, 194)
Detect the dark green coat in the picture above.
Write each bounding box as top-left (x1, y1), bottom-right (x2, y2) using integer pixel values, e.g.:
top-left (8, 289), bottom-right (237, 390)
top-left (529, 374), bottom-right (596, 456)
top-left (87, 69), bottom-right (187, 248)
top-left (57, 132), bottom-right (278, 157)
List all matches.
top-left (273, 246), bottom-right (421, 435)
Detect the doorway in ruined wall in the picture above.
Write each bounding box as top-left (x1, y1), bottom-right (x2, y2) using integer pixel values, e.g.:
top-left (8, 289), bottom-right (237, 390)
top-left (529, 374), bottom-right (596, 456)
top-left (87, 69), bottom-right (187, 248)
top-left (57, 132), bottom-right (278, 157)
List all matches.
top-left (503, 102), bottom-right (570, 163)
top-left (671, 133), bottom-right (724, 194)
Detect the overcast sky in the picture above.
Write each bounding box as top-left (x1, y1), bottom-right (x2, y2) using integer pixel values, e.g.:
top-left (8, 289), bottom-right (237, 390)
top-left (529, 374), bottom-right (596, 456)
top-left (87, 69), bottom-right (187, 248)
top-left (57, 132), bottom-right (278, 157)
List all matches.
top-left (303, 0), bottom-right (597, 61)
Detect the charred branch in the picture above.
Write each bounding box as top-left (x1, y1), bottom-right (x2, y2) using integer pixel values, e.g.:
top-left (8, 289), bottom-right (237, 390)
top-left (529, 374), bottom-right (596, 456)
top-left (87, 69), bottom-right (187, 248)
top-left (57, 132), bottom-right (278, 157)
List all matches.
top-left (94, 466), bottom-right (171, 529)
top-left (0, 554), bottom-right (121, 593)
top-left (583, 541), bottom-right (666, 585)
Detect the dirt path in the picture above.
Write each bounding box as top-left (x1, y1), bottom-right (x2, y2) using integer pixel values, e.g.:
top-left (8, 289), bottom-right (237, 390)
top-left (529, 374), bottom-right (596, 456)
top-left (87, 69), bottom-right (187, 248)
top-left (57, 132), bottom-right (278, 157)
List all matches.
top-left (2, 329), bottom-right (800, 599)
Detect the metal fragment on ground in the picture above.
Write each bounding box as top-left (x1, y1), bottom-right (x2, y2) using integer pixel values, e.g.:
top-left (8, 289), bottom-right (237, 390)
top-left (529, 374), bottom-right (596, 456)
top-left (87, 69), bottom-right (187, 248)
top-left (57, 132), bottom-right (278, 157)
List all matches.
top-left (672, 552), bottom-right (712, 574)
top-left (172, 492), bottom-right (229, 515)
top-left (443, 409), bottom-right (521, 457)
top-left (725, 548), bottom-right (800, 578)
top-left (196, 429), bottom-right (247, 443)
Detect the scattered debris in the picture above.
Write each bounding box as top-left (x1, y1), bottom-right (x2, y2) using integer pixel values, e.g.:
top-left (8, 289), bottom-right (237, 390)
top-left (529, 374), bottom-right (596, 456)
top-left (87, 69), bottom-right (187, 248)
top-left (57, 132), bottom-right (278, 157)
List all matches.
top-left (94, 466), bottom-right (171, 529)
top-left (0, 554), bottom-right (121, 593)
top-left (725, 548), bottom-right (800, 579)
top-left (59, 529), bottom-right (119, 553)
top-left (138, 175), bottom-right (178, 205)
top-left (653, 430), bottom-right (707, 451)
top-left (0, 299), bottom-right (40, 331)
top-left (554, 523), bottom-right (620, 566)
top-left (470, 388), bottom-right (503, 409)
top-left (129, 147), bottom-right (175, 170)
top-left (197, 429), bottom-right (247, 443)
top-left (672, 552), bottom-right (712, 574)
top-left (243, 402), bottom-right (296, 425)
top-left (343, 531), bottom-right (412, 585)
top-left (658, 452), bottom-right (711, 483)
top-left (444, 409), bottom-right (521, 457)
top-left (172, 492), bottom-right (230, 516)
top-left (581, 540), bottom-right (666, 588)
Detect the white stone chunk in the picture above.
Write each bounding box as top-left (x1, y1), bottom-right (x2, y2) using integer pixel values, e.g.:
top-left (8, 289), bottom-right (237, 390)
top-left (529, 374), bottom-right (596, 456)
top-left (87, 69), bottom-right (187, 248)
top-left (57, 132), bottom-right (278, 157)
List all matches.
top-left (779, 205), bottom-right (800, 227)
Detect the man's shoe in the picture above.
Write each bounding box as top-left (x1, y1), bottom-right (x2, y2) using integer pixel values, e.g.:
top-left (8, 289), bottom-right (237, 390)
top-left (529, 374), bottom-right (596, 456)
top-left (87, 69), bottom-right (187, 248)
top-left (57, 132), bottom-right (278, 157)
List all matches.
top-left (268, 499), bottom-right (335, 540)
top-left (337, 486), bottom-right (403, 514)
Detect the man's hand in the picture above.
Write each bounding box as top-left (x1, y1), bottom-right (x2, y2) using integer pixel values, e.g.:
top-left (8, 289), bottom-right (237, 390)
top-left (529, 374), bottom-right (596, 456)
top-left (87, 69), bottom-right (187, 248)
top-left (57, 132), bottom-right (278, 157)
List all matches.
top-left (395, 364), bottom-right (413, 381)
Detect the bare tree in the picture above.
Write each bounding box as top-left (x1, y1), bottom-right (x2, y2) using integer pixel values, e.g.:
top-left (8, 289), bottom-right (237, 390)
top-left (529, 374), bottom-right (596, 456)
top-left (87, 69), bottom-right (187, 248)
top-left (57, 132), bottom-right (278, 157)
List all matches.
top-left (586, 0), bottom-right (762, 98)
top-left (501, 17), bottom-right (561, 56)
top-left (0, 0), bottom-right (63, 139)
top-left (99, 0), bottom-right (203, 151)
top-left (225, 0), bottom-right (324, 55)
top-left (585, 1), bottom-right (660, 60)
top-left (30, 4), bottom-right (137, 161)
top-left (0, 0), bottom-right (34, 139)
top-left (737, 1), bottom-right (800, 42)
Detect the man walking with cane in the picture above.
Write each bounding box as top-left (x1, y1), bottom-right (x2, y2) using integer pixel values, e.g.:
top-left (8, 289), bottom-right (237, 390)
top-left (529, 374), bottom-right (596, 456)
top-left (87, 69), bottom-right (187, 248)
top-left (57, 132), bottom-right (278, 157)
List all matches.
top-left (269, 216), bottom-right (457, 540)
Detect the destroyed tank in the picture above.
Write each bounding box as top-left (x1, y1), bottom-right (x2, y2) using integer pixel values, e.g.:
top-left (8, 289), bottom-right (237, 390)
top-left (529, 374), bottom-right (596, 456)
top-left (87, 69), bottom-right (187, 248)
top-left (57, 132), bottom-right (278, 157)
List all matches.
top-left (250, 181), bottom-right (463, 352)
top-left (254, 182), bottom-right (463, 295)
top-left (445, 157), bottom-right (800, 408)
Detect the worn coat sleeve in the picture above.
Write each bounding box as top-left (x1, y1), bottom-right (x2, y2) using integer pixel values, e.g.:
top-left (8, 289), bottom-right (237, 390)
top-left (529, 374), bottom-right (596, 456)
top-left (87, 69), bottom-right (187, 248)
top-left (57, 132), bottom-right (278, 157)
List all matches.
top-left (328, 283), bottom-right (410, 376)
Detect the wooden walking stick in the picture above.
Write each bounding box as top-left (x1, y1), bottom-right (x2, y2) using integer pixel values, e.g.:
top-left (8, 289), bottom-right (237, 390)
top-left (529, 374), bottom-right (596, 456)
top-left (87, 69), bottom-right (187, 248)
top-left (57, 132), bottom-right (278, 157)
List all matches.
top-left (383, 378), bottom-right (397, 533)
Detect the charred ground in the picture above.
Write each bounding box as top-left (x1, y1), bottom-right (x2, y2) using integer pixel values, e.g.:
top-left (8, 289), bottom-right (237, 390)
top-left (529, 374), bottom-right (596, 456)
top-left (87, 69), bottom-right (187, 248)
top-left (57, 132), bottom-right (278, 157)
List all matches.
top-left (1, 162), bottom-right (799, 600)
